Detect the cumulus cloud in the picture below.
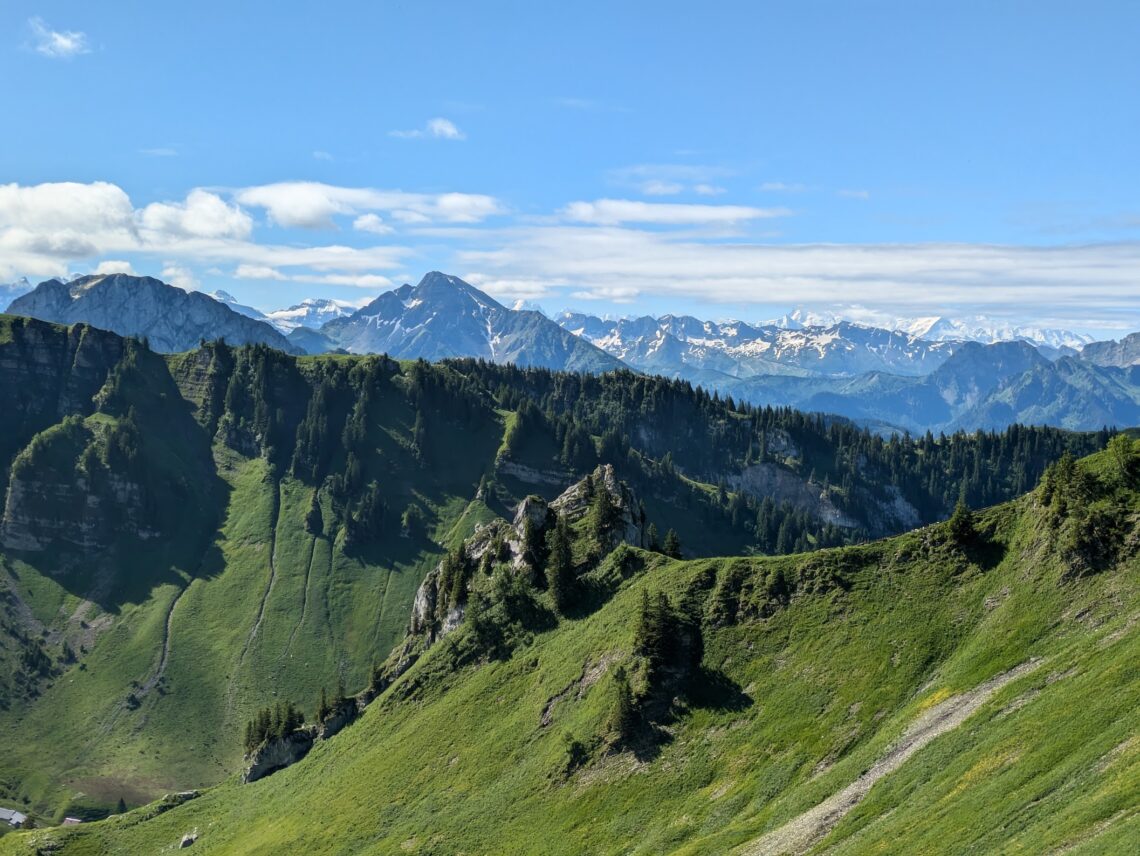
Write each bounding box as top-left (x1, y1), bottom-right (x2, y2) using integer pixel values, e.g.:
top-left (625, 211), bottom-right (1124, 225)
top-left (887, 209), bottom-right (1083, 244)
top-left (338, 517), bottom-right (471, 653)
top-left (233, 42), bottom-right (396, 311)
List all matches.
top-left (235, 182), bottom-right (502, 229)
top-left (160, 264), bottom-right (198, 291)
top-left (694, 184), bottom-right (726, 196)
top-left (140, 190), bottom-right (253, 240)
top-left (0, 180), bottom-right (414, 283)
top-left (560, 199), bottom-right (791, 226)
top-left (94, 260), bottom-right (136, 275)
top-left (353, 213), bottom-right (394, 235)
top-left (389, 117), bottom-right (466, 140)
top-left (28, 17), bottom-right (89, 59)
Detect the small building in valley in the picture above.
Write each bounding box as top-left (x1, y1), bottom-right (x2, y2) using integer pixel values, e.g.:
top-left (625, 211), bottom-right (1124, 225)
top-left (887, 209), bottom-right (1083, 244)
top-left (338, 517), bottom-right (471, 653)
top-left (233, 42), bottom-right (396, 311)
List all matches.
top-left (0, 807), bottom-right (28, 828)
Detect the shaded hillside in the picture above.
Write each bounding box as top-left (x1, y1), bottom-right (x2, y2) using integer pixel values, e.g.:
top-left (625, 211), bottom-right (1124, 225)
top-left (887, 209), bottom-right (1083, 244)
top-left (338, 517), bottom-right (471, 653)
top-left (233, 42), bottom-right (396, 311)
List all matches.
top-left (15, 440), bottom-right (1138, 854)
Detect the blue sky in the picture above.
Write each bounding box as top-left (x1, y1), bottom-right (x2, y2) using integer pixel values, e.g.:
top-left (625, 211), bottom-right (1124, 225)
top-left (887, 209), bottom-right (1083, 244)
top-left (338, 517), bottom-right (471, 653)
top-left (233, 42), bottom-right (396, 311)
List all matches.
top-left (2, 0), bottom-right (1138, 334)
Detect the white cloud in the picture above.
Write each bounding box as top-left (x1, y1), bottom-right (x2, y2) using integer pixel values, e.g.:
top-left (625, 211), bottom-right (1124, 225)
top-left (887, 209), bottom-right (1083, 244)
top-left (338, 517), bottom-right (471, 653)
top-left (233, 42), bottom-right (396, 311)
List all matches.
top-left (140, 147), bottom-right (178, 157)
top-left (760, 182), bottom-right (808, 193)
top-left (234, 264), bottom-right (287, 280)
top-left (560, 199), bottom-right (791, 226)
top-left (233, 265), bottom-right (391, 289)
top-left (641, 180), bottom-right (684, 196)
top-left (0, 180), bottom-right (415, 283)
top-left (389, 117), bottom-right (466, 140)
top-left (612, 164), bottom-right (734, 198)
top-left (353, 213), bottom-right (394, 235)
top-left (160, 264), bottom-right (198, 291)
top-left (140, 190), bottom-right (253, 240)
top-left (838, 189), bottom-right (871, 200)
top-left (28, 17), bottom-right (89, 59)
top-left (235, 182), bottom-right (502, 229)
top-left (458, 227), bottom-right (1140, 320)
top-left (94, 260), bottom-right (135, 275)
top-left (312, 150), bottom-right (334, 161)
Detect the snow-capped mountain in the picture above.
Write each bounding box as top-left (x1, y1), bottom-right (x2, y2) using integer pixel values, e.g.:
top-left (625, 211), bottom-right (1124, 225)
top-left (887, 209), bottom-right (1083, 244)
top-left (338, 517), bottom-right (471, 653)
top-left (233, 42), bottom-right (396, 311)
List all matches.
top-left (265, 298), bottom-right (357, 332)
top-left (206, 291), bottom-right (356, 333)
top-left (764, 308), bottom-right (843, 330)
top-left (1, 277), bottom-right (33, 311)
top-left (207, 290), bottom-right (271, 323)
top-left (556, 312), bottom-right (956, 380)
top-left (898, 315), bottom-right (1093, 350)
top-left (761, 306), bottom-right (1092, 350)
top-left (316, 272), bottom-right (624, 372)
top-left (510, 299), bottom-right (548, 316)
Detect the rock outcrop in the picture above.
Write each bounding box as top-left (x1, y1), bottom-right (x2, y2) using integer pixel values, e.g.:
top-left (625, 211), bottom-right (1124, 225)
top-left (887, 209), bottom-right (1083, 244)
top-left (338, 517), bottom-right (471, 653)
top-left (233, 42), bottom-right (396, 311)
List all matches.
top-left (374, 466), bottom-right (646, 699)
top-left (241, 701), bottom-right (359, 783)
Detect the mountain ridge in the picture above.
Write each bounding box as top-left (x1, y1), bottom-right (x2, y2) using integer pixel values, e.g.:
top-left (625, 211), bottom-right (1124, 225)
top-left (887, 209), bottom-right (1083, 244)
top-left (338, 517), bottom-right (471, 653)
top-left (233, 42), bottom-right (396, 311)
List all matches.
top-left (9, 275), bottom-right (300, 354)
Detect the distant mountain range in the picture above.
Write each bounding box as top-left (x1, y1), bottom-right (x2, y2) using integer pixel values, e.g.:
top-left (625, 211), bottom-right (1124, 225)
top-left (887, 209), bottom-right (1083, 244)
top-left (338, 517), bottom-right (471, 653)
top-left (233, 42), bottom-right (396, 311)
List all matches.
top-left (0, 277), bottom-right (33, 311)
top-left (3, 271), bottom-right (1138, 432)
top-left (555, 312), bottom-right (956, 380)
top-left (316, 271), bottom-right (624, 372)
top-left (209, 290), bottom-right (356, 332)
top-left (763, 307), bottom-right (1093, 351)
top-left (7, 275), bottom-right (300, 354)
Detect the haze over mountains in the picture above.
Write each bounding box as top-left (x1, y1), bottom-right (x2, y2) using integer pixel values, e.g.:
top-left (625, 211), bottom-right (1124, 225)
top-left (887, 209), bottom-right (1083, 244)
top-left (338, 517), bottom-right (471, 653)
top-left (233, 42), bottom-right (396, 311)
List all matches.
top-left (4, 271), bottom-right (1139, 434)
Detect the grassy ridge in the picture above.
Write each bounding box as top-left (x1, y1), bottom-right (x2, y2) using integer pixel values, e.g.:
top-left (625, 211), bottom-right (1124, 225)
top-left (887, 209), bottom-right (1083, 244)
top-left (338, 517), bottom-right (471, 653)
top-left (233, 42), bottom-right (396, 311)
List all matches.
top-left (10, 445), bottom-right (1136, 854)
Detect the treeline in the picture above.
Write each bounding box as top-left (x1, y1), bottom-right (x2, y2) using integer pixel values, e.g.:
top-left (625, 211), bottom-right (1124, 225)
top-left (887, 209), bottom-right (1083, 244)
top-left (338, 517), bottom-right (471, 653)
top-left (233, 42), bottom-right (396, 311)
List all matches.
top-left (447, 360), bottom-right (1111, 523)
top-left (166, 343), bottom-right (1110, 561)
top-left (243, 701), bottom-right (304, 753)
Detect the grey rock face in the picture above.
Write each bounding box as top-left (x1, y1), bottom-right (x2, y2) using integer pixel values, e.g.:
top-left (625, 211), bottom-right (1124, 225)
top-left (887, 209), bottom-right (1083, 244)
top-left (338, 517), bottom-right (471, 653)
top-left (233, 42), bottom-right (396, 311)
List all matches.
top-left (318, 272), bottom-right (625, 372)
top-left (8, 275), bottom-right (300, 354)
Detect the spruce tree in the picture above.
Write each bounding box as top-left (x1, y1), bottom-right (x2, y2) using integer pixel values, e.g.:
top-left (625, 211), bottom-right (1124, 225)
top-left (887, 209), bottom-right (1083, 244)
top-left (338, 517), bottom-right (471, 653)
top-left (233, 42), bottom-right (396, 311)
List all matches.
top-left (662, 528), bottom-right (682, 559)
top-left (545, 516), bottom-right (575, 614)
top-left (317, 686), bottom-right (330, 722)
top-left (646, 523), bottom-right (661, 552)
top-left (609, 666), bottom-right (636, 742)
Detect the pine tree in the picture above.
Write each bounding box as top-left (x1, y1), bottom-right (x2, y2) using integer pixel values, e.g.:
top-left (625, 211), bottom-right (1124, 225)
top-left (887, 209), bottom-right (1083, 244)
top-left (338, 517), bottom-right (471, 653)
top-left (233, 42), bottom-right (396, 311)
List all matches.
top-left (662, 528), bottom-right (682, 559)
top-left (608, 666), bottom-right (636, 742)
top-left (589, 484), bottom-right (618, 544)
top-left (646, 522), bottom-right (661, 552)
top-left (948, 497), bottom-right (976, 546)
top-left (304, 491), bottom-right (323, 535)
top-left (545, 516), bottom-right (575, 614)
top-left (116, 797), bottom-right (127, 814)
top-left (317, 686), bottom-right (330, 722)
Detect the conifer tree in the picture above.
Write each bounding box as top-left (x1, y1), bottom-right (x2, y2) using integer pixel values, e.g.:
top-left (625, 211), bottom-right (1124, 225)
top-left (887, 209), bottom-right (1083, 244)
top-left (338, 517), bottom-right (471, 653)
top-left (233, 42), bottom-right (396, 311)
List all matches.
top-left (662, 528), bottom-right (682, 559)
top-left (546, 516), bottom-right (575, 614)
top-left (608, 666), bottom-right (636, 742)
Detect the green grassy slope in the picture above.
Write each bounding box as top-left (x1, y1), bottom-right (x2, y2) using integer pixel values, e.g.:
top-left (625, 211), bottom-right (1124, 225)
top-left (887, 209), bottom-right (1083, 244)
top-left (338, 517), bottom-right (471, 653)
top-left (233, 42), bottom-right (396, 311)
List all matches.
top-left (0, 315), bottom-right (1119, 825)
top-left (12, 443), bottom-right (1137, 855)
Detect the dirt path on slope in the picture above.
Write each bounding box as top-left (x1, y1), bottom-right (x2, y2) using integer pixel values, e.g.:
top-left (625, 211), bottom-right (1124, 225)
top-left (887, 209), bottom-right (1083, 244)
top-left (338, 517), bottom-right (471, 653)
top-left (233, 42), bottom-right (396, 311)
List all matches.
top-left (140, 584), bottom-right (188, 694)
top-left (238, 480), bottom-right (282, 666)
top-left (741, 658), bottom-right (1043, 856)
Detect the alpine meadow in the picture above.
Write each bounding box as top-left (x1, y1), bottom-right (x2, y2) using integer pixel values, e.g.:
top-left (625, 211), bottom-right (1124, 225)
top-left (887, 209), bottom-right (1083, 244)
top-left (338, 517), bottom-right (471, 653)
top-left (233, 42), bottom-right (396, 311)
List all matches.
top-left (1, 2), bottom-right (1139, 854)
